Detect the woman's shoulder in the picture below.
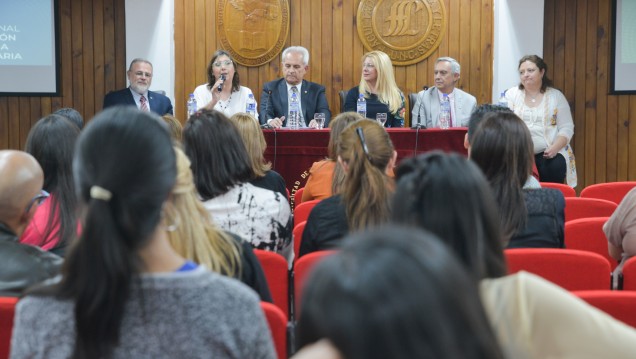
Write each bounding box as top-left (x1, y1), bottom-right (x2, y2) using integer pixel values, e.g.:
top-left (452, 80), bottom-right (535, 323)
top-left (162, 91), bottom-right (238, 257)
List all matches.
top-left (309, 160), bottom-right (335, 174)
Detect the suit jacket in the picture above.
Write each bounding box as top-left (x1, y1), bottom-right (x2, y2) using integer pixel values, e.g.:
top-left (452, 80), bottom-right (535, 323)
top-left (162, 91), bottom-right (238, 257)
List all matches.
top-left (411, 87), bottom-right (476, 128)
top-left (103, 88), bottom-right (174, 115)
top-left (259, 78), bottom-right (331, 126)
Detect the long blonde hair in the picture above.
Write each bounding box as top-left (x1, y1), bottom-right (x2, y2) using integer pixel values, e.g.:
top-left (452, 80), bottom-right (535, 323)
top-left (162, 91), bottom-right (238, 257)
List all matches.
top-left (230, 113), bottom-right (271, 177)
top-left (338, 119), bottom-right (394, 230)
top-left (166, 147), bottom-right (242, 276)
top-left (358, 51), bottom-right (403, 114)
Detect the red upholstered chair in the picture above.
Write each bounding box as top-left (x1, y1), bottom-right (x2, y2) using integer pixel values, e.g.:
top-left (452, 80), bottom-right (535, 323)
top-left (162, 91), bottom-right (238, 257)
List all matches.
top-left (540, 182), bottom-right (577, 197)
top-left (293, 221), bottom-right (307, 262)
top-left (254, 250), bottom-right (289, 318)
top-left (260, 301), bottom-right (288, 359)
top-left (293, 199), bottom-right (321, 228)
top-left (564, 217), bottom-right (618, 270)
top-left (622, 257), bottom-right (636, 291)
top-left (580, 181), bottom-right (636, 205)
top-left (564, 197), bottom-right (617, 223)
top-left (293, 187), bottom-right (304, 206)
top-left (505, 248), bottom-right (611, 291)
top-left (574, 291), bottom-right (636, 329)
top-left (0, 297), bottom-right (18, 359)
top-left (294, 250), bottom-right (336, 315)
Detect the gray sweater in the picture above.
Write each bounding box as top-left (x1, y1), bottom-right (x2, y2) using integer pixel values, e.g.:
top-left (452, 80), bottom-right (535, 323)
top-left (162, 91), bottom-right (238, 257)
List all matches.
top-left (10, 266), bottom-right (276, 359)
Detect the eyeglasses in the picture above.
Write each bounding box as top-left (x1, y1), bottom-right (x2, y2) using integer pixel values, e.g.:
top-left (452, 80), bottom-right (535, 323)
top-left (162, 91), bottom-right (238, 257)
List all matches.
top-left (25, 190), bottom-right (49, 214)
top-left (213, 60), bottom-right (233, 68)
top-left (362, 63), bottom-right (375, 69)
top-left (355, 127), bottom-right (370, 159)
top-left (134, 71), bottom-right (153, 78)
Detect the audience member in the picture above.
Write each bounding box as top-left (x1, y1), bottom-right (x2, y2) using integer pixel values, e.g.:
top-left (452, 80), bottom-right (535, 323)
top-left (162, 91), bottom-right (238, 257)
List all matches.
top-left (300, 120), bottom-right (395, 256)
top-left (260, 46), bottom-right (331, 128)
top-left (10, 107), bottom-right (275, 358)
top-left (301, 112), bottom-right (363, 202)
top-left (470, 112), bottom-right (564, 248)
top-left (230, 113), bottom-right (287, 199)
top-left (53, 108), bottom-right (84, 129)
top-left (193, 50), bottom-right (257, 119)
top-left (392, 152), bottom-right (636, 358)
top-left (161, 114), bottom-right (183, 142)
top-left (0, 150), bottom-right (62, 296)
top-left (505, 55), bottom-right (577, 186)
top-left (183, 109), bottom-right (293, 263)
top-left (604, 187), bottom-right (636, 288)
top-left (294, 226), bottom-right (504, 359)
top-left (411, 57), bottom-right (477, 128)
top-left (21, 115), bottom-right (80, 256)
top-left (343, 51), bottom-right (405, 127)
top-left (103, 58), bottom-right (173, 115)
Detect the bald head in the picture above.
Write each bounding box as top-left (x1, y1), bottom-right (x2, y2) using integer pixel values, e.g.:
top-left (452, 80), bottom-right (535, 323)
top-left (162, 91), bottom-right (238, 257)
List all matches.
top-left (0, 150), bottom-right (44, 231)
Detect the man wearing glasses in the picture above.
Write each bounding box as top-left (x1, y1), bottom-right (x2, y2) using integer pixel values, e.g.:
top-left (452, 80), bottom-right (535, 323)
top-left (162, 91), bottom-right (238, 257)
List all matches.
top-left (103, 58), bottom-right (174, 115)
top-left (0, 151), bottom-right (62, 296)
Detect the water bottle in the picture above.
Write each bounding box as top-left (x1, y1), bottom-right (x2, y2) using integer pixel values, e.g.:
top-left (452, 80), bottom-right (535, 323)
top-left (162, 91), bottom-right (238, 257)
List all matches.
top-left (187, 93), bottom-right (197, 117)
top-left (497, 91), bottom-right (508, 108)
top-left (439, 94), bottom-right (451, 129)
top-left (289, 92), bottom-right (300, 130)
top-left (357, 93), bottom-right (367, 118)
top-left (246, 93), bottom-right (257, 117)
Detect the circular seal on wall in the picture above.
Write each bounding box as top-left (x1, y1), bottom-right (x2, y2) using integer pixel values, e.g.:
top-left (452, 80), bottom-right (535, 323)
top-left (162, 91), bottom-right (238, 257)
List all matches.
top-left (217, 0), bottom-right (290, 67)
top-left (357, 0), bottom-right (446, 66)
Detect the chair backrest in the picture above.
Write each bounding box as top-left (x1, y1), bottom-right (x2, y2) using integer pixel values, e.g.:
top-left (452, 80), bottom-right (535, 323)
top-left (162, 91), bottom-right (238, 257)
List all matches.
top-left (505, 248), bottom-right (611, 290)
top-left (339, 90), bottom-right (348, 113)
top-left (564, 197), bottom-right (617, 223)
top-left (293, 221), bottom-right (307, 262)
top-left (294, 250), bottom-right (336, 315)
top-left (539, 182), bottom-right (577, 197)
top-left (622, 257), bottom-right (636, 291)
top-left (580, 181), bottom-right (636, 205)
top-left (0, 297), bottom-right (18, 359)
top-left (253, 250), bottom-right (289, 318)
top-left (574, 290), bottom-right (636, 328)
top-left (294, 199), bottom-right (321, 228)
top-left (260, 301), bottom-right (288, 359)
top-left (564, 217), bottom-right (618, 270)
top-left (408, 92), bottom-right (418, 126)
top-left (293, 187), bottom-right (304, 206)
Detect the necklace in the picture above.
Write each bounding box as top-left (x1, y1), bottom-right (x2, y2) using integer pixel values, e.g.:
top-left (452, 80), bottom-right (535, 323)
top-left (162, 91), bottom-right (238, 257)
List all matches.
top-left (526, 90), bottom-right (541, 103)
top-left (217, 94), bottom-right (233, 111)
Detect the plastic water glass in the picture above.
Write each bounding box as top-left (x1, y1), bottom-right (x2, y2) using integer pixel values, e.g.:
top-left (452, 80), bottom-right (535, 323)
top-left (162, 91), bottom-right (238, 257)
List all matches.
top-left (376, 113), bottom-right (387, 127)
top-left (314, 113), bottom-right (326, 129)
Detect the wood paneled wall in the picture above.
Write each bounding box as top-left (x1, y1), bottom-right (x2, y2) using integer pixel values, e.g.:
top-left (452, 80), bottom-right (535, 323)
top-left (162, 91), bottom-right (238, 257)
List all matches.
top-left (544, 0), bottom-right (636, 189)
top-left (0, 0), bottom-right (126, 150)
top-left (174, 0), bottom-right (494, 125)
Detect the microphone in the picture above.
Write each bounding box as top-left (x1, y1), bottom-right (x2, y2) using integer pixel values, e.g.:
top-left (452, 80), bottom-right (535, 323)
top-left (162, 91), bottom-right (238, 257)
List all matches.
top-left (262, 89), bottom-right (273, 126)
top-left (217, 74), bottom-right (225, 92)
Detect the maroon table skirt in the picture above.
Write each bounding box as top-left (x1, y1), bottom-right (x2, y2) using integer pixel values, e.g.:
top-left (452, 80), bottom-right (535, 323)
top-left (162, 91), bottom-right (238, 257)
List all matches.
top-left (263, 128), bottom-right (468, 199)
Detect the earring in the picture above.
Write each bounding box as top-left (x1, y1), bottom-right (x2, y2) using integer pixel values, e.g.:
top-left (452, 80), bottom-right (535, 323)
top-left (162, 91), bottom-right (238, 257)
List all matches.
top-left (162, 203), bottom-right (181, 232)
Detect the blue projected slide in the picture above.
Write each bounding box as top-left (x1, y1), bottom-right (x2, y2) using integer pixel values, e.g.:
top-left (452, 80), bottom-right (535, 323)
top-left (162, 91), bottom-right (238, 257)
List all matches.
top-left (0, 0), bottom-right (58, 94)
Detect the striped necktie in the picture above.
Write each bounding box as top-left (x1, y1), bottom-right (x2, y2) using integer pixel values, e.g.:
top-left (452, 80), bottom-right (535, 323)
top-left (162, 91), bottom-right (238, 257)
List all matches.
top-left (140, 95), bottom-right (149, 112)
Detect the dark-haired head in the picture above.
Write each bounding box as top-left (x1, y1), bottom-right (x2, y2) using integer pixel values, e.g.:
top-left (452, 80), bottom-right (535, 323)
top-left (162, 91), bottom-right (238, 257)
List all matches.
top-left (392, 152), bottom-right (506, 280)
top-left (206, 49), bottom-right (240, 92)
top-left (467, 104), bottom-right (513, 145)
top-left (327, 112), bottom-right (364, 161)
top-left (25, 114), bottom-right (80, 251)
top-left (53, 108), bottom-right (84, 129)
top-left (63, 106), bottom-right (176, 359)
top-left (518, 55), bottom-right (552, 92)
top-left (470, 112), bottom-right (533, 243)
top-left (183, 109), bottom-right (254, 200)
top-left (297, 225), bottom-right (504, 359)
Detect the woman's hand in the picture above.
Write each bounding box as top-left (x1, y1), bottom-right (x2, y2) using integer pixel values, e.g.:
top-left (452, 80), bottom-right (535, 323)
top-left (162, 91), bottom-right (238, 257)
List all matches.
top-left (544, 135), bottom-right (568, 159)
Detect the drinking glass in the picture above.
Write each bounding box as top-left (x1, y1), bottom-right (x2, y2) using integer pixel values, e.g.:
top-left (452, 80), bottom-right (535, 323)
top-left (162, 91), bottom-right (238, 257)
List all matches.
top-left (376, 113), bottom-right (388, 127)
top-left (314, 113), bottom-right (326, 129)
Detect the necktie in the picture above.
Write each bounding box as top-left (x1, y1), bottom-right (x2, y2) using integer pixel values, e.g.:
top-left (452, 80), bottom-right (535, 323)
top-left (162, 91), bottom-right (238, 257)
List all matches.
top-left (290, 86), bottom-right (303, 123)
top-left (140, 95), bottom-right (149, 112)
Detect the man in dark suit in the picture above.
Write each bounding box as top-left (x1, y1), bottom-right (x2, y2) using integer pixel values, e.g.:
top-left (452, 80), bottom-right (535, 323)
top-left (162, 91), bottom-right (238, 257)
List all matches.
top-left (103, 58), bottom-right (173, 115)
top-left (260, 46), bottom-right (331, 128)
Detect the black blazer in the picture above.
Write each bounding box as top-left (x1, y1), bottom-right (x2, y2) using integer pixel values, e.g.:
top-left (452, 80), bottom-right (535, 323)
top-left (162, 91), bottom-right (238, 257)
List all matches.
top-left (259, 78), bottom-right (331, 126)
top-left (103, 88), bottom-right (174, 115)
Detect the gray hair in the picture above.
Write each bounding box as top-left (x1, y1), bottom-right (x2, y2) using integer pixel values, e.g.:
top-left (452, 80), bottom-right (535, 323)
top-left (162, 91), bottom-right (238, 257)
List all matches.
top-left (282, 46), bottom-right (309, 65)
top-left (436, 57), bottom-right (460, 75)
top-left (128, 58), bottom-right (153, 71)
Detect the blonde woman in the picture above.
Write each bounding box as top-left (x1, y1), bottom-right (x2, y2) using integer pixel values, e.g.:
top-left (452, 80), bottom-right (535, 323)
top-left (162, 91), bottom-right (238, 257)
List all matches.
top-left (230, 113), bottom-right (287, 199)
top-left (166, 146), bottom-right (272, 301)
top-left (343, 51), bottom-right (405, 127)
